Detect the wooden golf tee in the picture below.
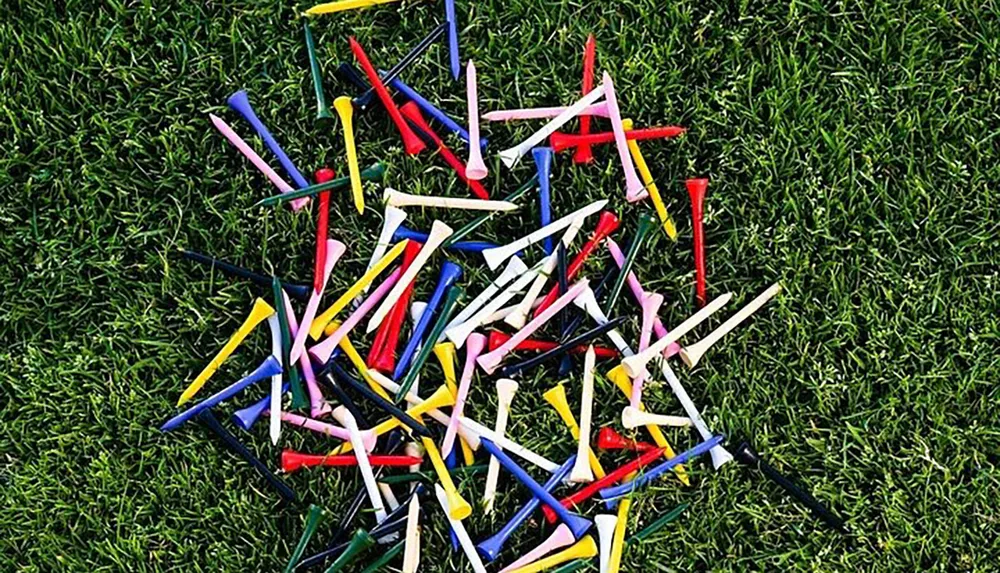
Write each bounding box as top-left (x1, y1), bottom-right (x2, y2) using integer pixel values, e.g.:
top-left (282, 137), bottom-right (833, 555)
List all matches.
top-left (226, 90), bottom-right (310, 189)
top-left (324, 364), bottom-right (432, 438)
top-left (177, 298), bottom-right (274, 405)
top-left (306, 0), bottom-right (398, 15)
top-left (569, 346), bottom-right (597, 483)
top-left (488, 330), bottom-right (618, 358)
top-left (534, 211), bottom-right (620, 317)
top-left (505, 218), bottom-right (586, 329)
top-left (348, 204), bottom-right (407, 308)
top-left (196, 409), bottom-right (296, 502)
top-left (541, 446), bottom-right (666, 524)
top-left (549, 125), bottom-right (687, 153)
top-left (367, 240), bottom-right (422, 372)
top-left (465, 60), bottom-right (488, 180)
top-left (604, 212), bottom-right (655, 314)
top-left (265, 314), bottom-right (283, 445)
top-left (291, 239), bottom-right (345, 365)
top-left (481, 200), bottom-right (607, 270)
top-left (629, 291), bottom-right (663, 408)
top-left (401, 494), bottom-right (420, 573)
top-left (434, 342), bottom-right (475, 464)
top-left (605, 238), bottom-right (681, 357)
top-left (533, 147), bottom-right (555, 253)
top-left (507, 537), bottom-right (598, 573)
top-left (310, 239), bottom-right (409, 339)
top-left (441, 333), bottom-right (485, 457)
top-left (574, 34), bottom-right (597, 164)
top-left (309, 269), bottom-right (403, 365)
top-left (352, 24), bottom-right (447, 111)
top-left (498, 83), bottom-right (605, 168)
top-left (254, 163), bottom-right (384, 207)
top-left (605, 366), bottom-right (690, 486)
top-left (312, 168), bottom-right (335, 294)
top-left (599, 435), bottom-right (725, 502)
top-left (498, 524), bottom-right (574, 573)
top-left (400, 102), bottom-right (489, 199)
top-left (324, 529), bottom-right (376, 573)
top-left (330, 384), bottom-right (454, 456)
top-left (422, 437), bottom-right (473, 520)
top-left (477, 279), bottom-right (591, 374)
top-left (480, 439), bottom-right (592, 539)
top-left (273, 279), bottom-right (307, 410)
top-left (606, 499), bottom-right (629, 573)
top-left (594, 514), bottom-right (617, 573)
top-left (444, 256), bottom-right (528, 340)
top-left (384, 189), bottom-right (517, 212)
top-left (332, 406), bottom-right (387, 523)
top-left (281, 451), bottom-right (423, 473)
top-left (209, 115), bottom-right (309, 211)
top-left (333, 96), bottom-right (365, 214)
top-left (394, 285), bottom-right (463, 401)
top-left (394, 262), bottom-right (463, 380)
top-left (681, 282), bottom-right (782, 368)
top-left (620, 292), bottom-right (734, 378)
top-left (445, 0), bottom-right (460, 79)
top-left (597, 427), bottom-right (656, 452)
top-left (476, 455), bottom-right (576, 562)
top-left (621, 407), bottom-right (692, 428)
top-left (483, 104), bottom-right (610, 122)
top-left (162, 356), bottom-right (282, 432)
top-left (285, 504), bottom-right (325, 573)
top-left (348, 37), bottom-right (425, 155)
top-left (483, 378), bottom-right (518, 512)
top-left (444, 175), bottom-right (537, 246)
top-left (303, 22), bottom-right (332, 121)
top-left (434, 485), bottom-right (487, 573)
top-left (543, 384), bottom-right (605, 479)
top-left (687, 177), bottom-right (709, 306)
top-left (367, 221), bottom-right (452, 333)
top-left (179, 250), bottom-right (310, 300)
top-left (623, 119), bottom-right (676, 236)
top-left (599, 72), bottom-right (645, 201)
top-left (280, 412), bottom-right (375, 449)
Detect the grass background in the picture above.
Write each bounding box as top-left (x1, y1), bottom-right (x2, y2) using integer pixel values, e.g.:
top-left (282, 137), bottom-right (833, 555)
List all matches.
top-left (2, 0), bottom-right (999, 570)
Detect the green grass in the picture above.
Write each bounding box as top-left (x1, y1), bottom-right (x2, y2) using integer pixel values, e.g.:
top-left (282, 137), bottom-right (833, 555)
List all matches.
top-left (2, 0), bottom-right (999, 570)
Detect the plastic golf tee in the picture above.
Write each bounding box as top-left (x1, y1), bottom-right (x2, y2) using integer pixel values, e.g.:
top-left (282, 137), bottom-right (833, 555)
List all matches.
top-left (574, 34), bottom-right (597, 164)
top-left (499, 524), bottom-right (575, 573)
top-left (196, 409), bottom-right (296, 502)
top-left (285, 504), bottom-right (324, 573)
top-left (599, 435), bottom-right (725, 502)
top-left (348, 37), bottom-right (425, 155)
top-left (433, 485), bottom-right (486, 572)
top-left (621, 407), bottom-right (691, 429)
top-left (177, 298), bottom-right (274, 406)
top-left (422, 438), bottom-right (473, 520)
top-left (309, 268), bottom-right (402, 364)
top-left (687, 177), bottom-right (709, 306)
top-left (226, 90), bottom-right (310, 189)
top-left (265, 314), bottom-right (283, 444)
top-left (459, 416), bottom-right (558, 472)
top-left (534, 211), bottom-right (620, 317)
top-left (209, 115), bottom-right (309, 211)
top-left (393, 262), bottom-right (463, 380)
top-left (401, 493), bottom-right (420, 573)
top-left (533, 147), bottom-right (554, 253)
top-left (475, 455), bottom-right (576, 562)
top-left (680, 282), bottom-right (782, 368)
top-left (621, 292), bottom-right (734, 378)
top-left (281, 451), bottom-right (423, 473)
top-left (507, 537), bottom-right (598, 573)
top-left (383, 189), bottom-right (516, 212)
top-left (594, 514), bottom-right (617, 573)
top-left (305, 0), bottom-right (398, 15)
top-left (440, 332), bottom-right (484, 459)
top-left (399, 102), bottom-right (489, 199)
top-left (332, 406), bottom-right (387, 523)
top-left (497, 82), bottom-right (606, 168)
top-left (481, 200), bottom-right (607, 270)
top-left (481, 438), bottom-right (592, 538)
top-left (623, 119), bottom-right (676, 234)
top-left (549, 125), bottom-right (687, 153)
top-left (310, 239), bottom-right (409, 339)
top-left (478, 279), bottom-right (591, 374)
top-left (465, 60), bottom-right (487, 180)
top-left (331, 97), bottom-right (365, 214)
top-left (484, 378), bottom-right (518, 513)
top-left (541, 446), bottom-right (666, 524)
top-left (483, 103), bottom-right (610, 122)
top-left (444, 256), bottom-right (527, 341)
top-left (629, 291), bottom-right (662, 408)
top-left (543, 384), bottom-right (605, 479)
top-left (605, 238), bottom-right (681, 357)
top-left (367, 222), bottom-right (452, 333)
top-left (599, 73), bottom-right (645, 201)
top-left (568, 346), bottom-right (597, 483)
top-left (597, 427), bottom-right (656, 452)
top-left (162, 356), bottom-right (281, 432)
top-left (505, 216), bottom-right (586, 329)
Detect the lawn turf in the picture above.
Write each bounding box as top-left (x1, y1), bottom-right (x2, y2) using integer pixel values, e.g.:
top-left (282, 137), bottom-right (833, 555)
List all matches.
top-left (2, 0), bottom-right (999, 571)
